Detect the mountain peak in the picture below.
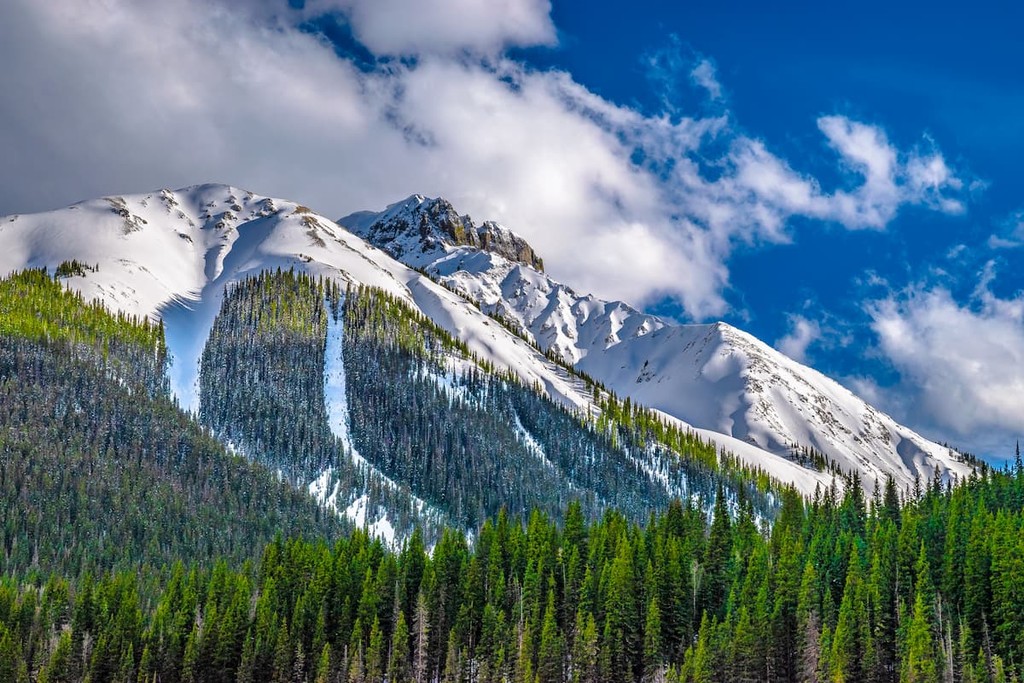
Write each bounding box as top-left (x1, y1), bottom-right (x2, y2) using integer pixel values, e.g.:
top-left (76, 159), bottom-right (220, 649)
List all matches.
top-left (340, 195), bottom-right (544, 272)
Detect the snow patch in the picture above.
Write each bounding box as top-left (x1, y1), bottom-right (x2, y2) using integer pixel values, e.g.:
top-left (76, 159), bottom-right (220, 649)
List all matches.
top-left (308, 467), bottom-right (341, 514)
top-left (511, 410), bottom-right (556, 470)
top-left (324, 300), bottom-right (362, 458)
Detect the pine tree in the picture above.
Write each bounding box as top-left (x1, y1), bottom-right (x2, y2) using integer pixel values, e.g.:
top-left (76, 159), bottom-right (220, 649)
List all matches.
top-left (0, 627), bottom-right (19, 683)
top-left (643, 596), bottom-right (664, 682)
top-left (412, 592), bottom-right (430, 683)
top-left (441, 630), bottom-right (463, 683)
top-left (795, 561), bottom-right (822, 683)
top-left (390, 611), bottom-right (411, 683)
top-left (963, 502), bottom-right (992, 660)
top-left (537, 590), bottom-right (563, 683)
top-left (702, 484), bottom-right (732, 622)
top-left (365, 617), bottom-right (384, 683)
top-left (902, 590), bottom-right (939, 683)
top-left (831, 543), bottom-right (868, 683)
top-left (685, 614), bottom-right (715, 683)
top-left (604, 536), bottom-right (639, 680)
top-left (315, 644), bottom-right (332, 683)
top-left (570, 611), bottom-right (599, 683)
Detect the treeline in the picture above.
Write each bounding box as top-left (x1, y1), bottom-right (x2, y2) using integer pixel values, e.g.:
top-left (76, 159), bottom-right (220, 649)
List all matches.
top-left (3, 466), bottom-right (1024, 682)
top-left (197, 271), bottom-right (455, 542)
top-left (342, 286), bottom-right (774, 528)
top-left (198, 272), bottom-right (777, 544)
top-left (0, 270), bottom-right (344, 577)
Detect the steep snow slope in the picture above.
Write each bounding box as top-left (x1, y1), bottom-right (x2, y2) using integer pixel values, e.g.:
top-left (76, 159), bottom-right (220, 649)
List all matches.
top-left (0, 184), bottom-right (836, 502)
top-left (0, 185), bottom-right (583, 413)
top-left (341, 195), bottom-right (973, 491)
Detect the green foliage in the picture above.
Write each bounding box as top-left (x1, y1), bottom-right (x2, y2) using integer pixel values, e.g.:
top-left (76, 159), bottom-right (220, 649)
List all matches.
top-left (53, 259), bottom-right (98, 279)
top-left (3, 465), bottom-right (1024, 681)
top-left (0, 270), bottom-right (342, 578)
top-left (198, 271), bottom-right (451, 541)
top-left (7, 269), bottom-right (1024, 683)
top-left (200, 269), bottom-right (333, 481)
top-left (343, 284), bottom-right (780, 532)
top-left (0, 268), bottom-right (164, 362)
top-left (198, 271), bottom-right (784, 547)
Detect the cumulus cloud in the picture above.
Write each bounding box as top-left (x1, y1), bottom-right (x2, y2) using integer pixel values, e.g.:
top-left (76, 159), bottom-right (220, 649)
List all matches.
top-left (775, 316), bottom-right (821, 363)
top-left (0, 0), bottom-right (969, 320)
top-left (295, 0), bottom-right (556, 55)
top-left (866, 270), bottom-right (1024, 451)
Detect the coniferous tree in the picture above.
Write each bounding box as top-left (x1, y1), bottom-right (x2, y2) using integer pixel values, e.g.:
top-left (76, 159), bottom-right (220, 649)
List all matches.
top-left (702, 485), bottom-right (732, 623)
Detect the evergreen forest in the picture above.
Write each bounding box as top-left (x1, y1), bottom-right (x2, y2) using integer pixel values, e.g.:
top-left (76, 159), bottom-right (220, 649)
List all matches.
top-left (2, 470), bottom-right (1024, 682)
top-left (197, 271), bottom-right (778, 543)
top-left (0, 270), bottom-right (343, 578)
top-left (1, 268), bottom-right (1016, 682)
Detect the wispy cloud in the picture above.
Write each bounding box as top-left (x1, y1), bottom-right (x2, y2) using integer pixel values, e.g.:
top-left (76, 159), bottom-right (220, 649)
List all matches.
top-left (643, 37), bottom-right (724, 112)
top-left (865, 265), bottom-right (1024, 453)
top-left (0, 0), bottom-right (970, 322)
top-left (690, 59), bottom-right (722, 100)
top-left (775, 315), bottom-right (821, 363)
top-left (987, 210), bottom-right (1024, 250)
top-left (815, 116), bottom-right (964, 227)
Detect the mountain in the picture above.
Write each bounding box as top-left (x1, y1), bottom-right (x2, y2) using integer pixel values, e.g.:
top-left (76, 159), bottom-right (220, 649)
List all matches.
top-left (340, 194), bottom-right (973, 492)
top-left (0, 185), bottom-right (973, 546)
top-left (0, 184), bottom-right (814, 548)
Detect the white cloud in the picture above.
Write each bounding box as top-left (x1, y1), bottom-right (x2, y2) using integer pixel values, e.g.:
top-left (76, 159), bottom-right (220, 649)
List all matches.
top-left (987, 210), bottom-right (1024, 250)
top-left (816, 116), bottom-right (964, 228)
top-left (0, 0), bottom-right (969, 321)
top-left (690, 59), bottom-right (722, 100)
top-left (298, 0), bottom-right (556, 55)
top-left (775, 315), bottom-right (821, 363)
top-left (866, 272), bottom-right (1024, 451)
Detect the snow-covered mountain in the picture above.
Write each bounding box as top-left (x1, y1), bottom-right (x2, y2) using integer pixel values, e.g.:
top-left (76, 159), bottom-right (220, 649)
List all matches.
top-left (0, 185), bottom-right (971, 509)
top-left (0, 184), bottom-right (843, 538)
top-left (340, 194), bottom-right (973, 492)
top-left (0, 185), bottom-right (581, 413)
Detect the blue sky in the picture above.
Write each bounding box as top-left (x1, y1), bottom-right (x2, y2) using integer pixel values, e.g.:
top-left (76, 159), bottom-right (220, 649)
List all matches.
top-left (1, 0), bottom-right (1022, 460)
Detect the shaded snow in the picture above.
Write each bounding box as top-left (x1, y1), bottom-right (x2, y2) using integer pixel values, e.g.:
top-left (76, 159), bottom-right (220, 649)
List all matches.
top-left (308, 467), bottom-right (341, 514)
top-left (324, 301), bottom-right (361, 459)
top-left (511, 411), bottom-right (556, 470)
top-left (343, 495), bottom-right (399, 548)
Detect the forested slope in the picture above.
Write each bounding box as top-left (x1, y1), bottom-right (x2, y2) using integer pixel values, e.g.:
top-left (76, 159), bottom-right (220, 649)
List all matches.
top-left (197, 270), bottom-right (781, 543)
top-left (342, 286), bottom-right (739, 527)
top-left (0, 270), bottom-right (343, 576)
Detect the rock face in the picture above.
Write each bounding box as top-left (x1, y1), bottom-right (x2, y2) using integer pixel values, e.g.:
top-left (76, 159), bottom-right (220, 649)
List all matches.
top-left (343, 195), bottom-right (544, 271)
top-left (477, 220), bottom-right (544, 272)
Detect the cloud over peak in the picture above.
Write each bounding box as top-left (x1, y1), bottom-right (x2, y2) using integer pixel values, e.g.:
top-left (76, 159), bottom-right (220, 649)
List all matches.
top-left (0, 0), bottom-right (969, 322)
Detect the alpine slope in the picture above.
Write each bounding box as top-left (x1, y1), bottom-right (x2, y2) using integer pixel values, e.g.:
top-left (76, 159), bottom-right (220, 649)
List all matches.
top-left (0, 184), bottom-right (970, 501)
top-left (341, 194), bottom-right (973, 493)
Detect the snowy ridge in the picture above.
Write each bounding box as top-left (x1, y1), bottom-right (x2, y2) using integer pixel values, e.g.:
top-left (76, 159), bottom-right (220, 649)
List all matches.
top-left (0, 185), bottom-right (583, 414)
top-left (342, 195), bottom-right (973, 492)
top-left (0, 183), bottom-right (938, 503)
